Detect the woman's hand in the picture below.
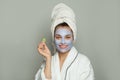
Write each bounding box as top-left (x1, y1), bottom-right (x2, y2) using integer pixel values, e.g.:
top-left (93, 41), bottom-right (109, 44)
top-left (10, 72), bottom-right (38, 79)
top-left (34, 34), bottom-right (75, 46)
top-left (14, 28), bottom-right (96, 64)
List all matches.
top-left (38, 42), bottom-right (51, 59)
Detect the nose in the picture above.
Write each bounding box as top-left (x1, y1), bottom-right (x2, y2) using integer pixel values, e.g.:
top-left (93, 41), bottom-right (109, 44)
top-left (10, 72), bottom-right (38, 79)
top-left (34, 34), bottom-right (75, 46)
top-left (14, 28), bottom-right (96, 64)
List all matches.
top-left (61, 38), bottom-right (65, 44)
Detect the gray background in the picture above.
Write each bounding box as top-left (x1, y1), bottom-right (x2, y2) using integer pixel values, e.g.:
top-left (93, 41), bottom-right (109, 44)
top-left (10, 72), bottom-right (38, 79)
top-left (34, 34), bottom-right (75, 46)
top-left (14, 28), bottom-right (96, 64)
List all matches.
top-left (0, 0), bottom-right (120, 80)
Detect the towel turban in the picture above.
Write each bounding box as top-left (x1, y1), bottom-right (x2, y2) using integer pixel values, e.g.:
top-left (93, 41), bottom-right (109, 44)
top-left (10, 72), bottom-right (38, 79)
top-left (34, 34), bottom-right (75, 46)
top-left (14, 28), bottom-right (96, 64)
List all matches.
top-left (51, 3), bottom-right (77, 41)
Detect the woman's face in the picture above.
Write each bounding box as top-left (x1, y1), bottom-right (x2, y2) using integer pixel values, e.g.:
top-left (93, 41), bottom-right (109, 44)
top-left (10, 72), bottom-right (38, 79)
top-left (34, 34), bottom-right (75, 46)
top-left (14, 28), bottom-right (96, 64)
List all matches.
top-left (54, 26), bottom-right (73, 53)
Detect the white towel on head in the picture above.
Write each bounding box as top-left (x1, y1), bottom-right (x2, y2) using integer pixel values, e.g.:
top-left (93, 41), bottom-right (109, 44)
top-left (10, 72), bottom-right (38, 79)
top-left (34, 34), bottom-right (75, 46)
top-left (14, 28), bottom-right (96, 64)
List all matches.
top-left (51, 3), bottom-right (77, 41)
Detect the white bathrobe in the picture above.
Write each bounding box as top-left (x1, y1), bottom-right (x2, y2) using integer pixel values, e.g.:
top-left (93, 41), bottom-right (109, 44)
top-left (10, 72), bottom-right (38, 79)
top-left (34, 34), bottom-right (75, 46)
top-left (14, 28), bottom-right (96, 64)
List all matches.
top-left (35, 47), bottom-right (94, 80)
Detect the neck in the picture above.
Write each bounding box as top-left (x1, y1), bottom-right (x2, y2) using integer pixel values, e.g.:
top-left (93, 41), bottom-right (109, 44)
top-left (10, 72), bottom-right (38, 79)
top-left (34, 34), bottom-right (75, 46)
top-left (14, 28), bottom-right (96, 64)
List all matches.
top-left (58, 50), bottom-right (70, 71)
top-left (58, 51), bottom-right (70, 61)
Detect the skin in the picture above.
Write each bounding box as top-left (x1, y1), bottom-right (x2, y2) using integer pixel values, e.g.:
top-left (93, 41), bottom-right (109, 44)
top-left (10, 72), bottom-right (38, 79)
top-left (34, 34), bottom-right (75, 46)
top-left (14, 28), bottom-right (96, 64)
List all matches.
top-left (38, 25), bottom-right (73, 79)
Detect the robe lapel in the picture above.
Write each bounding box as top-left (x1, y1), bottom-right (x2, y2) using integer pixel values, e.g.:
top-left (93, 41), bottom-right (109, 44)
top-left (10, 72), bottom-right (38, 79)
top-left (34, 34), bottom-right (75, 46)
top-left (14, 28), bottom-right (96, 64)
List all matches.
top-left (52, 47), bottom-right (78, 80)
top-left (52, 52), bottom-right (61, 80)
top-left (61, 47), bottom-right (78, 80)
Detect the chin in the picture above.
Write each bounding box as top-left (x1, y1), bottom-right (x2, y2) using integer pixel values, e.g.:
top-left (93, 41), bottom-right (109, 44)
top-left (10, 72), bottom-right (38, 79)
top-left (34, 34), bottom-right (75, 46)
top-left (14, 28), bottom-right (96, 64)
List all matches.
top-left (58, 49), bottom-right (70, 54)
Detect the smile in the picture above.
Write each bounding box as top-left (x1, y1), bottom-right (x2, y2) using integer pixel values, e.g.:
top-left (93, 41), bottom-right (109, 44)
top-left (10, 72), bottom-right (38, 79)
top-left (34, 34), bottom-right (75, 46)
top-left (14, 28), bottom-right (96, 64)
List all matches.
top-left (59, 44), bottom-right (68, 49)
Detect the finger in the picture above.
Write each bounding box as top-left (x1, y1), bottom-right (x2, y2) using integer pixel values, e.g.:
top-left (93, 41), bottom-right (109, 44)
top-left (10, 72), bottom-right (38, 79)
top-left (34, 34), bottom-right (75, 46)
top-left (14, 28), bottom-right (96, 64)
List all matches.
top-left (37, 47), bottom-right (44, 55)
top-left (39, 42), bottom-right (47, 50)
top-left (42, 42), bottom-right (49, 49)
top-left (38, 42), bottom-right (44, 48)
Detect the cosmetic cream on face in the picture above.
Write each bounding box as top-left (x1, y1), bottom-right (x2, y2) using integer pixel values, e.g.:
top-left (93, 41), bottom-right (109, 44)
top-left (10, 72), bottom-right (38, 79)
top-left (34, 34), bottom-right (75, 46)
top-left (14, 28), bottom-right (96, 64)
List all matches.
top-left (54, 28), bottom-right (73, 53)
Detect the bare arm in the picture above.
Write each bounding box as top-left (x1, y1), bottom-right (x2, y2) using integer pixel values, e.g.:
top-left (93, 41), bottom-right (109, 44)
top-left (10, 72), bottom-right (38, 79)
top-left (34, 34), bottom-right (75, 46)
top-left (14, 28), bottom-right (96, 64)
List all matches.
top-left (44, 57), bottom-right (52, 79)
top-left (38, 42), bottom-right (52, 79)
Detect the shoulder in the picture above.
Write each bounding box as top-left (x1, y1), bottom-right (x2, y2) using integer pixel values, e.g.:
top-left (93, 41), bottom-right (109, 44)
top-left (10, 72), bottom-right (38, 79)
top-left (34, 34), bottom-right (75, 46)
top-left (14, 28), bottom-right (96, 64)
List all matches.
top-left (77, 53), bottom-right (91, 66)
top-left (76, 53), bottom-right (95, 79)
top-left (75, 53), bottom-right (94, 74)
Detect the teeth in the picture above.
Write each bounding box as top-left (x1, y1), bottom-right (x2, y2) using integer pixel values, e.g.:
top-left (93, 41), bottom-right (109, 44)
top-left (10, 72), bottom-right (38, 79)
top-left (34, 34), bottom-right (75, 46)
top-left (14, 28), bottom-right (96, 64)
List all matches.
top-left (59, 45), bottom-right (67, 48)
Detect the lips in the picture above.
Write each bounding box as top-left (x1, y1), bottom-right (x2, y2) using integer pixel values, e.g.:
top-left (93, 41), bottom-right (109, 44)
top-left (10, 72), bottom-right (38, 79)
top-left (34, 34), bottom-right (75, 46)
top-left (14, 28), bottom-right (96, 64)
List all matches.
top-left (59, 44), bottom-right (68, 49)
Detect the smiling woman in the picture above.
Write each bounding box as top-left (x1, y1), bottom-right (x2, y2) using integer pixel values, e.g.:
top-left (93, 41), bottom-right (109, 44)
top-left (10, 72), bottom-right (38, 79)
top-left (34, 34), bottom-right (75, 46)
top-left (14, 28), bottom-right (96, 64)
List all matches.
top-left (36, 3), bottom-right (94, 80)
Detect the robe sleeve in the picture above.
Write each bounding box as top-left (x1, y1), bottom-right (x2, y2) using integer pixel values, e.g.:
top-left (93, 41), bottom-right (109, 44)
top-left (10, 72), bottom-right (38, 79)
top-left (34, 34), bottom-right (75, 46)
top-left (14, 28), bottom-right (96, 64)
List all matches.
top-left (35, 63), bottom-right (47, 80)
top-left (35, 62), bottom-right (53, 80)
top-left (80, 63), bottom-right (95, 80)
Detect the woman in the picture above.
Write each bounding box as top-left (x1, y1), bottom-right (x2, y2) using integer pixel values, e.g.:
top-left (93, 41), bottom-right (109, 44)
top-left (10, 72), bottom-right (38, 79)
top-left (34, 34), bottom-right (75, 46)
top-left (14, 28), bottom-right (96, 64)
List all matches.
top-left (35, 3), bottom-right (94, 80)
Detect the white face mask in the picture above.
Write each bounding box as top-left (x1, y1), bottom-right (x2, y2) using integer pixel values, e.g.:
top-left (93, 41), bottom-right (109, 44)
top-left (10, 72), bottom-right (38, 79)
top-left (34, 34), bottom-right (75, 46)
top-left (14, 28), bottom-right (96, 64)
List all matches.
top-left (54, 28), bottom-right (73, 53)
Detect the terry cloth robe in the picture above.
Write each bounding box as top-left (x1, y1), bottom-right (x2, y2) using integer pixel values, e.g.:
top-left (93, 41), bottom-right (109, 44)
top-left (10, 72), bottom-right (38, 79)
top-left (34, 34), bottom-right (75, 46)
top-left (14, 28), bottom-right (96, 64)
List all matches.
top-left (35, 47), bottom-right (94, 80)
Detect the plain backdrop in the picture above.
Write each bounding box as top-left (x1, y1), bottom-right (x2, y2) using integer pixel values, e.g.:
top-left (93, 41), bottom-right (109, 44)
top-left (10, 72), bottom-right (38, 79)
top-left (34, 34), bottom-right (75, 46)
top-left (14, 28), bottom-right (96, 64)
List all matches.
top-left (0, 0), bottom-right (120, 80)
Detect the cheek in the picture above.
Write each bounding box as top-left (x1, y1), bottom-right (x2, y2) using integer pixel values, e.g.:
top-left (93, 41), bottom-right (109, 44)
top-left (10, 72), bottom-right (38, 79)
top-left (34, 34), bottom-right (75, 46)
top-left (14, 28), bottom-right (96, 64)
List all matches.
top-left (65, 39), bottom-right (73, 45)
top-left (54, 39), bottom-right (61, 44)
top-left (54, 38), bottom-right (73, 45)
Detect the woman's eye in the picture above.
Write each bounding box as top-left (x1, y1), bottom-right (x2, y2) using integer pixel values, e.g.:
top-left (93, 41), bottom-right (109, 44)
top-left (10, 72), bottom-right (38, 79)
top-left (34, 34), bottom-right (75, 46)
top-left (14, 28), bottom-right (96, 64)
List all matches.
top-left (55, 36), bottom-right (61, 39)
top-left (66, 36), bottom-right (71, 39)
